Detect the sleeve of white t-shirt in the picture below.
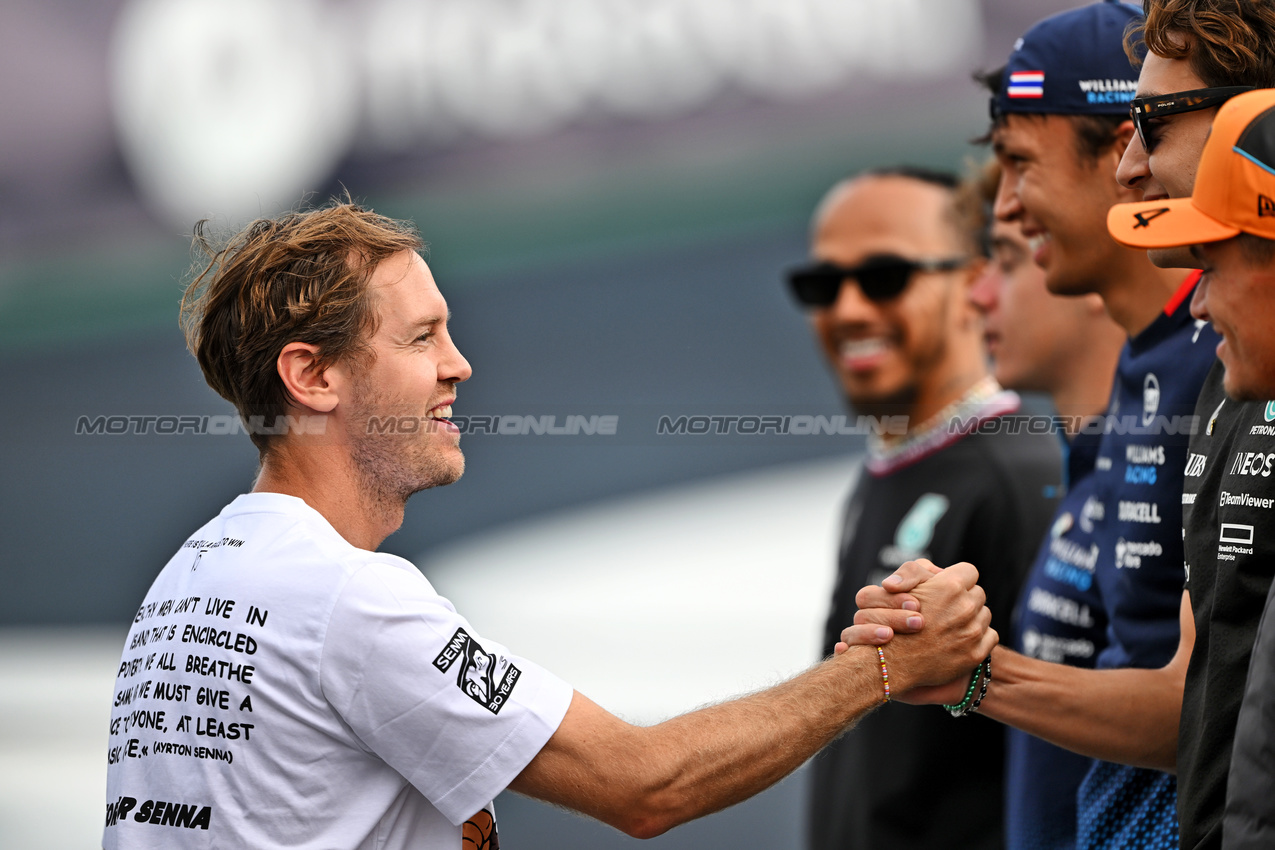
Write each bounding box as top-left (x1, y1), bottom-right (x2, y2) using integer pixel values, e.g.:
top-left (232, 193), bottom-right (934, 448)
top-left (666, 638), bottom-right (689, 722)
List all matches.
top-left (319, 556), bottom-right (574, 825)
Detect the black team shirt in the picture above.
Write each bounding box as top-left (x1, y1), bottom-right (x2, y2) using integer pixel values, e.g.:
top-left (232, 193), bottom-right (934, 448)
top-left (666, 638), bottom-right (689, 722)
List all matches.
top-left (1071, 277), bottom-right (1217, 850)
top-left (1178, 361), bottom-right (1275, 850)
top-left (809, 393), bottom-right (1061, 850)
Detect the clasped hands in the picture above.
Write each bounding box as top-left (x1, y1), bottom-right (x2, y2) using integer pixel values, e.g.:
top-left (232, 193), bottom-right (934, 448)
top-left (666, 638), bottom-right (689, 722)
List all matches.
top-left (836, 559), bottom-right (998, 704)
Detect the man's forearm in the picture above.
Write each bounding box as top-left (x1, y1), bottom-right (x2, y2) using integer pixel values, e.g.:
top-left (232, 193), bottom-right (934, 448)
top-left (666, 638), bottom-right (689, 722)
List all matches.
top-left (972, 592), bottom-right (1192, 772)
top-left (513, 645), bottom-right (885, 839)
top-left (631, 644), bottom-right (886, 832)
top-left (513, 560), bottom-right (994, 837)
top-left (856, 568), bottom-right (1192, 773)
top-left (979, 645), bottom-right (1182, 771)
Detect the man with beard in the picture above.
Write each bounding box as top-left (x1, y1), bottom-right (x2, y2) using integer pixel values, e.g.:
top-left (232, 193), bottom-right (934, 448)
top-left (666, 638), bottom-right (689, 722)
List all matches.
top-left (788, 167), bottom-right (1061, 849)
top-left (102, 202), bottom-right (999, 850)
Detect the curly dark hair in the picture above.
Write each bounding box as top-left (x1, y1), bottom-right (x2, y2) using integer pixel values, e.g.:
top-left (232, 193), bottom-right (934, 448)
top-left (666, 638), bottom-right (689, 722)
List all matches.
top-left (1128, 0), bottom-right (1275, 87)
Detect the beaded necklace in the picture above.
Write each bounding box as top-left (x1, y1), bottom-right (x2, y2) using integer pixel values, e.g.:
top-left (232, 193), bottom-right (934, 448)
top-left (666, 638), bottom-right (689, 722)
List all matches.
top-left (865, 376), bottom-right (1019, 476)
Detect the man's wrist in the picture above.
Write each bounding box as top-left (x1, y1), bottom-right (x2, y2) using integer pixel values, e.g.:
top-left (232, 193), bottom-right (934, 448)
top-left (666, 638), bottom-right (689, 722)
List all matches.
top-left (826, 643), bottom-right (884, 711)
top-left (876, 646), bottom-right (891, 703)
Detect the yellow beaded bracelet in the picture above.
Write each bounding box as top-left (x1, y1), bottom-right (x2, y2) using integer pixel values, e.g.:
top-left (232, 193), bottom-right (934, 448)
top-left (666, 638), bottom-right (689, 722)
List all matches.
top-left (876, 647), bottom-right (891, 702)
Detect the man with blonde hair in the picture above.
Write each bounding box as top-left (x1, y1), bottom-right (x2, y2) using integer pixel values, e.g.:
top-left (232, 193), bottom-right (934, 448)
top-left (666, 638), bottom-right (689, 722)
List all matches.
top-left (102, 201), bottom-right (996, 849)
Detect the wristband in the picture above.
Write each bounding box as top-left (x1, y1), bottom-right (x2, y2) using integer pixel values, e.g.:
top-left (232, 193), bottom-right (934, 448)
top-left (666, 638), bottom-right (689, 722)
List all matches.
top-left (943, 660), bottom-right (986, 717)
top-left (967, 654), bottom-right (992, 715)
top-left (876, 647), bottom-right (891, 702)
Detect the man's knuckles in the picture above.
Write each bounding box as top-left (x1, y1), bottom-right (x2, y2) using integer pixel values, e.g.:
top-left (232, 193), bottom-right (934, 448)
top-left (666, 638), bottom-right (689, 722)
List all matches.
top-left (853, 608), bottom-right (921, 632)
top-left (883, 559), bottom-right (943, 591)
top-left (944, 561), bottom-right (980, 589)
top-left (855, 585), bottom-right (900, 609)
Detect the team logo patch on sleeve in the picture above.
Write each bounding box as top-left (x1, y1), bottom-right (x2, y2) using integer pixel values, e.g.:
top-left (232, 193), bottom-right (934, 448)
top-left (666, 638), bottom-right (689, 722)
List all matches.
top-left (433, 628), bottom-right (521, 715)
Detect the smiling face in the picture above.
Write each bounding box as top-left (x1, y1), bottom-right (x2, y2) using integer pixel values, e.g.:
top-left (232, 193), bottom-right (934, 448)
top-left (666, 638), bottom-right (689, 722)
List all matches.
top-left (1191, 237), bottom-right (1275, 400)
top-left (968, 218), bottom-right (1104, 393)
top-left (1115, 51), bottom-right (1213, 269)
top-left (344, 250), bottom-right (472, 499)
top-left (809, 175), bottom-right (977, 417)
top-left (992, 114), bottom-right (1131, 297)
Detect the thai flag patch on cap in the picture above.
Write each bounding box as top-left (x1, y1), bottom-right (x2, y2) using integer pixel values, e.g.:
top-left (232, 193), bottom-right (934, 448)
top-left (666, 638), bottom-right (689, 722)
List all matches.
top-left (1008, 71), bottom-right (1045, 99)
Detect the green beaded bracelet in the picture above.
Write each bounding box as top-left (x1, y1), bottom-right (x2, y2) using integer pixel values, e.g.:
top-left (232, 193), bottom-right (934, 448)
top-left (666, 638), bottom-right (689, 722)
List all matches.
top-left (942, 661), bottom-right (985, 717)
top-left (967, 654), bottom-right (992, 715)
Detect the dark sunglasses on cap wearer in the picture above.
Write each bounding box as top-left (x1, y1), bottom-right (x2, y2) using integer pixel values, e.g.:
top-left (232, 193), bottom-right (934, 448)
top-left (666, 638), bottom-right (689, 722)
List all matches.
top-left (1130, 86), bottom-right (1253, 154)
top-left (785, 255), bottom-right (969, 309)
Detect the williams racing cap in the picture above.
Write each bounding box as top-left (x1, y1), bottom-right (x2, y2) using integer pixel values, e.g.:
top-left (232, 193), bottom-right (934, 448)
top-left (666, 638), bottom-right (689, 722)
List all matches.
top-left (994, 0), bottom-right (1143, 118)
top-left (1108, 89), bottom-right (1275, 248)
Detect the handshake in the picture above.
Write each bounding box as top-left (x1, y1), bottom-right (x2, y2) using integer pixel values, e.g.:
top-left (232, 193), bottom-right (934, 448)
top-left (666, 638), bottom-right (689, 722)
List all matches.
top-left (838, 559), bottom-right (999, 706)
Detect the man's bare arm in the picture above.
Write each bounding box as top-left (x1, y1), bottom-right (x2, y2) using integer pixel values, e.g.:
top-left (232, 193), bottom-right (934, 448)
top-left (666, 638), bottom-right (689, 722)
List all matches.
top-left (974, 592), bottom-right (1191, 771)
top-left (509, 561), bottom-right (996, 838)
top-left (512, 652), bottom-right (881, 839)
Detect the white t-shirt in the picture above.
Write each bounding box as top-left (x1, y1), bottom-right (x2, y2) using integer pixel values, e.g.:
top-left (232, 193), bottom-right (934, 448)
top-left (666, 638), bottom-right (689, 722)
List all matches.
top-left (103, 493), bottom-right (573, 849)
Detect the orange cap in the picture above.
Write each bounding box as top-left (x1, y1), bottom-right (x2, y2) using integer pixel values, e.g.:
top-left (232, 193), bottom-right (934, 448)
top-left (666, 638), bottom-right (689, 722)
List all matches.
top-left (1108, 88), bottom-right (1275, 249)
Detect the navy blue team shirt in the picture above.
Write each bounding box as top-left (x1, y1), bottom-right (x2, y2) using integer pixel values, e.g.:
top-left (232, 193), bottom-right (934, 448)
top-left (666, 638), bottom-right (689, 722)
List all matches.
top-left (1007, 425), bottom-right (1109, 850)
top-left (1075, 278), bottom-right (1219, 850)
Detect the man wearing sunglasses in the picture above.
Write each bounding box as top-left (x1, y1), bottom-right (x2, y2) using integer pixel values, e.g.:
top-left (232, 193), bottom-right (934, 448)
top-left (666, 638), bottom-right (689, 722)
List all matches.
top-left (791, 166), bottom-right (1063, 850)
top-left (1108, 4), bottom-right (1275, 848)
top-left (850, 3), bottom-right (1220, 848)
top-left (1108, 85), bottom-right (1275, 850)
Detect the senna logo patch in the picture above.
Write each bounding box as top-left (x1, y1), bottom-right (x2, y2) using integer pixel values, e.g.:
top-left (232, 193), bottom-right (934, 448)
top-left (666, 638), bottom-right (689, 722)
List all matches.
top-left (433, 628), bottom-right (521, 715)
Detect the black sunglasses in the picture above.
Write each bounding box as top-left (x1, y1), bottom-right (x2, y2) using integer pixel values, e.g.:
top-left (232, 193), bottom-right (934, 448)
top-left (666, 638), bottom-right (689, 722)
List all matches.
top-left (786, 255), bottom-right (969, 308)
top-left (1130, 85), bottom-right (1254, 153)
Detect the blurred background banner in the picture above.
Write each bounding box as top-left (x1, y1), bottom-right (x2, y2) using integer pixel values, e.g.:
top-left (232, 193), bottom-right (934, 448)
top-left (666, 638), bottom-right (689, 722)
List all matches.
top-left (1, 0), bottom-right (1076, 846)
top-left (107, 0), bottom-right (982, 226)
top-left (1, 0), bottom-right (1071, 625)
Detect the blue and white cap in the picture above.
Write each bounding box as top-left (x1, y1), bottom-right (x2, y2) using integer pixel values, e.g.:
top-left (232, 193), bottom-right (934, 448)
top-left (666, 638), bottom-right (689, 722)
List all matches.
top-left (995, 0), bottom-right (1144, 117)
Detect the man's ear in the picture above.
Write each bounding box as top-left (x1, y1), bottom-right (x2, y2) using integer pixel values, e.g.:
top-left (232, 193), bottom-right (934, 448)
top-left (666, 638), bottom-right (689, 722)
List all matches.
top-left (277, 343), bottom-right (340, 414)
